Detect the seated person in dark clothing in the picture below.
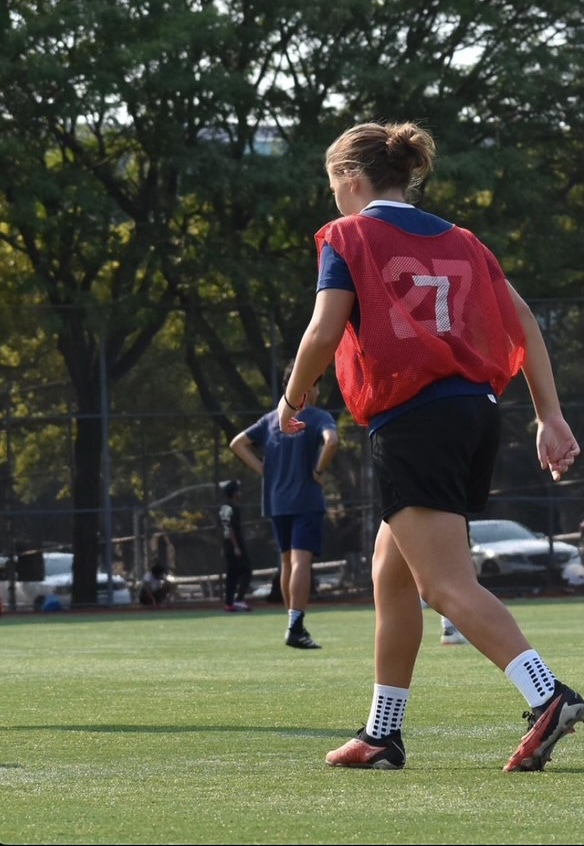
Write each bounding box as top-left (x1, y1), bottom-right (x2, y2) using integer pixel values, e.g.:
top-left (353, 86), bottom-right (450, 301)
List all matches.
top-left (139, 563), bottom-right (176, 607)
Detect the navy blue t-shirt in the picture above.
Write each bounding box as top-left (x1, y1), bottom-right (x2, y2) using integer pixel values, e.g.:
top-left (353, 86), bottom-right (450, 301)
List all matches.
top-left (317, 200), bottom-right (453, 299)
top-left (244, 406), bottom-right (337, 517)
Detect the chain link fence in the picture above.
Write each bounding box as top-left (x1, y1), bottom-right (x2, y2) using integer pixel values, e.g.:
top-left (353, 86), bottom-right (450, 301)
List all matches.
top-left (0, 300), bottom-right (583, 602)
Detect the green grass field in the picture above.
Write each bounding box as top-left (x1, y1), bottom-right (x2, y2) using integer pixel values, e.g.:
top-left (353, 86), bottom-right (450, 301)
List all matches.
top-left (1, 598), bottom-right (584, 845)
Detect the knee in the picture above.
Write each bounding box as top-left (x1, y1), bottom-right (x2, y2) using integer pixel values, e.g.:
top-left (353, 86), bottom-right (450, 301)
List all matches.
top-left (417, 582), bottom-right (442, 610)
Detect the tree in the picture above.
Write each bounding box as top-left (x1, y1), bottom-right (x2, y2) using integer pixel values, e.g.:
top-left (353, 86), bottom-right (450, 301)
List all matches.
top-left (0, 0), bottom-right (179, 603)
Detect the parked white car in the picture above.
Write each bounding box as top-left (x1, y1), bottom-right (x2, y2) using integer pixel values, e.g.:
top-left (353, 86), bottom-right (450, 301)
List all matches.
top-left (41, 570), bottom-right (133, 611)
top-left (469, 519), bottom-right (584, 586)
top-left (0, 552), bottom-right (132, 611)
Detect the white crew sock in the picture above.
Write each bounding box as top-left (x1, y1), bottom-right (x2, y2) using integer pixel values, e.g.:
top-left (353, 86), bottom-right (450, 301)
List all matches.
top-left (366, 684), bottom-right (410, 739)
top-left (288, 609), bottom-right (303, 629)
top-left (504, 649), bottom-right (556, 708)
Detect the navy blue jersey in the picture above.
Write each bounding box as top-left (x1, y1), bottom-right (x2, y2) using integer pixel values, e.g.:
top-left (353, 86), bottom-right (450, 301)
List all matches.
top-left (318, 201), bottom-right (453, 298)
top-left (244, 406), bottom-right (337, 517)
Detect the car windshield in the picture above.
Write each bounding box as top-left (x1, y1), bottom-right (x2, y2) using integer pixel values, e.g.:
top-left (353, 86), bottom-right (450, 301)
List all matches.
top-left (470, 521), bottom-right (536, 544)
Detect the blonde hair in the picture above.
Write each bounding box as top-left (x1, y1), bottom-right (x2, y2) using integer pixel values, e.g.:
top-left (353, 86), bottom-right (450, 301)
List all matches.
top-left (325, 121), bottom-right (436, 201)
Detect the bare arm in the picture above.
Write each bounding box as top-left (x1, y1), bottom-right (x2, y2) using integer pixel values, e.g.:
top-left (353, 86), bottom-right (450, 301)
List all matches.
top-left (318, 428), bottom-right (339, 468)
top-left (507, 281), bottom-right (580, 480)
top-left (313, 427), bottom-right (339, 485)
top-left (229, 431), bottom-right (264, 476)
top-left (278, 289), bottom-right (355, 433)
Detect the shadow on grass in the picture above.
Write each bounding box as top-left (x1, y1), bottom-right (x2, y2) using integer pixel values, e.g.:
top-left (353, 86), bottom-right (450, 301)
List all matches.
top-left (2, 594), bottom-right (581, 628)
top-left (0, 607), bottom-right (276, 625)
top-left (0, 602), bottom-right (378, 626)
top-left (1, 723), bottom-right (351, 736)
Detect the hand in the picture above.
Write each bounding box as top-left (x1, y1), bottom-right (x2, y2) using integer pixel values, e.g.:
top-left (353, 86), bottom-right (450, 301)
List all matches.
top-left (278, 395), bottom-right (306, 434)
top-left (313, 469), bottom-right (324, 486)
top-left (537, 415), bottom-right (581, 481)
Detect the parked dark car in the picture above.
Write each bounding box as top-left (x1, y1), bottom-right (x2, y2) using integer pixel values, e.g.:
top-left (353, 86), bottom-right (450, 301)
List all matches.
top-left (469, 519), bottom-right (584, 587)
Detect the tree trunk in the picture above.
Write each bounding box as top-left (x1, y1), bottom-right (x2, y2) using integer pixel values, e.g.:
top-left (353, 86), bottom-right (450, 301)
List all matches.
top-left (71, 408), bottom-right (102, 608)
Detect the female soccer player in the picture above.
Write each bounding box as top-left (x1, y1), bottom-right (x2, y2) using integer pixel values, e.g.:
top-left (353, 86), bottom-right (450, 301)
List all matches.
top-left (277, 120), bottom-right (581, 772)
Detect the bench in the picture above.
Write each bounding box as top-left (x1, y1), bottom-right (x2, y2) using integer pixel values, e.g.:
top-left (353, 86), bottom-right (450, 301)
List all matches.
top-left (172, 559), bottom-right (348, 600)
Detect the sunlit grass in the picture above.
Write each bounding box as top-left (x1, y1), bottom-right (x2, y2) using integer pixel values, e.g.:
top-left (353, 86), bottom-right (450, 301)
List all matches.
top-left (1, 598), bottom-right (583, 844)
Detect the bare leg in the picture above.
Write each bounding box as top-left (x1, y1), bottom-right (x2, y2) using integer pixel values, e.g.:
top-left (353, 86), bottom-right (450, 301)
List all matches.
top-left (284, 548), bottom-right (321, 649)
top-left (280, 551), bottom-right (292, 610)
top-left (325, 509), bottom-right (571, 771)
top-left (288, 549), bottom-right (313, 611)
top-left (389, 507), bottom-right (531, 670)
top-left (372, 522), bottom-right (423, 687)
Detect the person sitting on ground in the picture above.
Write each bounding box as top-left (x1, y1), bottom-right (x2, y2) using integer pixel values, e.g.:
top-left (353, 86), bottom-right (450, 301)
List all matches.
top-left (139, 562), bottom-right (176, 608)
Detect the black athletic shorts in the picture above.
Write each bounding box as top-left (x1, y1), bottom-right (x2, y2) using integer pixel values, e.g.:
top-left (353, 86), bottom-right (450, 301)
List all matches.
top-left (371, 394), bottom-right (501, 523)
